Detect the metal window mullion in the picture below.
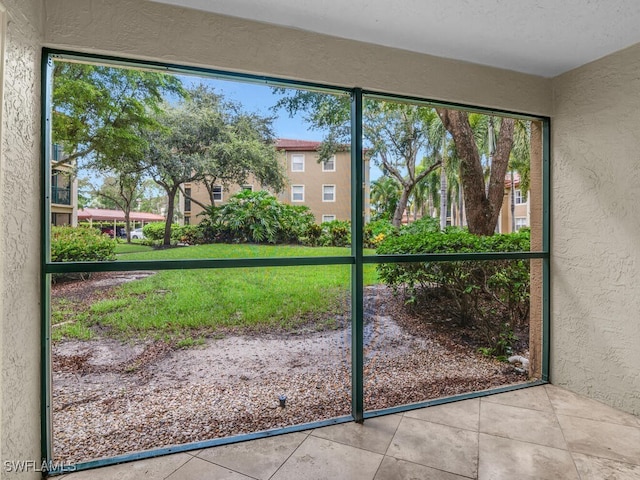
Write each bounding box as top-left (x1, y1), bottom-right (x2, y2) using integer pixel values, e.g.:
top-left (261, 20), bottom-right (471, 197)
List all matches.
top-left (350, 88), bottom-right (364, 422)
top-left (41, 54), bottom-right (54, 466)
top-left (542, 118), bottom-right (551, 381)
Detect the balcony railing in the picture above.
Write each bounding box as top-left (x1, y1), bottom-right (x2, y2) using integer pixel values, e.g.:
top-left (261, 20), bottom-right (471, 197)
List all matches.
top-left (51, 186), bottom-right (71, 205)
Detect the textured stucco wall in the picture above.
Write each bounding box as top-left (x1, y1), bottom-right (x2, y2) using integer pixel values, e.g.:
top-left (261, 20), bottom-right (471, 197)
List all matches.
top-left (551, 43), bottom-right (640, 415)
top-left (43, 0), bottom-right (551, 117)
top-left (1, 0), bottom-right (43, 478)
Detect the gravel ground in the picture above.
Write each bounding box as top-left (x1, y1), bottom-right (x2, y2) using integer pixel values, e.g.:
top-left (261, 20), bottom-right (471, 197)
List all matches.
top-left (51, 279), bottom-right (526, 464)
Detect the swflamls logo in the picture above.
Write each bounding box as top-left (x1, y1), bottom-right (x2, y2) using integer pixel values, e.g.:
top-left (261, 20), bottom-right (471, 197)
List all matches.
top-left (4, 460), bottom-right (77, 473)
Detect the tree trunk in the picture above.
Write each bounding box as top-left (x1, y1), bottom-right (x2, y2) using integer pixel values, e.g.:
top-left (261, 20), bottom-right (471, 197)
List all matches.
top-left (440, 166), bottom-right (447, 230)
top-left (124, 209), bottom-right (132, 243)
top-left (164, 187), bottom-right (178, 246)
top-left (392, 187), bottom-right (411, 227)
top-left (436, 109), bottom-right (514, 235)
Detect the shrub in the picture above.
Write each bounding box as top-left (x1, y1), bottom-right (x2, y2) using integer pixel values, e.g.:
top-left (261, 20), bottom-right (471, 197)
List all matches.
top-left (319, 220), bottom-right (351, 247)
top-left (364, 219), bottom-right (397, 248)
top-left (376, 228), bottom-right (530, 355)
top-left (200, 190), bottom-right (315, 244)
top-left (399, 216), bottom-right (440, 236)
top-left (176, 224), bottom-right (204, 245)
top-left (142, 222), bottom-right (168, 241)
top-left (51, 226), bottom-right (116, 263)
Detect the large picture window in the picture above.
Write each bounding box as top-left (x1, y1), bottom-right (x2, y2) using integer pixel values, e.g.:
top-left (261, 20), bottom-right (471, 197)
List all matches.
top-left (42, 50), bottom-right (549, 474)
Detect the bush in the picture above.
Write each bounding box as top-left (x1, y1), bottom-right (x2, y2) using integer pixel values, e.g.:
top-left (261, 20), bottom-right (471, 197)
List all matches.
top-left (175, 224), bottom-right (204, 245)
top-left (142, 222), bottom-right (168, 241)
top-left (51, 226), bottom-right (116, 263)
top-left (364, 219), bottom-right (397, 248)
top-left (399, 216), bottom-right (440, 236)
top-left (376, 228), bottom-right (530, 356)
top-left (201, 190), bottom-right (315, 244)
top-left (319, 220), bottom-right (351, 247)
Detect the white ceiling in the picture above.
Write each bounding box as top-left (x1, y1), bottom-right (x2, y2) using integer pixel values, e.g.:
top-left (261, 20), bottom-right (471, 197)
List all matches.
top-left (151, 0), bottom-right (640, 78)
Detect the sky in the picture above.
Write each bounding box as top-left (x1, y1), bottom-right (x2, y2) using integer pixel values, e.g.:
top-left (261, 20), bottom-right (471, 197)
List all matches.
top-left (179, 74), bottom-right (326, 142)
top-left (179, 74), bottom-right (382, 181)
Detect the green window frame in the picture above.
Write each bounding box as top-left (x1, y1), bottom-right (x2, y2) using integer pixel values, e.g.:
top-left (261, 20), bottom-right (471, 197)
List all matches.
top-left (41, 49), bottom-right (550, 474)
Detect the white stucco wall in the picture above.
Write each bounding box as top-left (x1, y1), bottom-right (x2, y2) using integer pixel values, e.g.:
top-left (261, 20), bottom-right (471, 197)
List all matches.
top-left (43, 0), bottom-right (551, 117)
top-left (551, 43), bottom-right (640, 415)
top-left (1, 0), bottom-right (43, 479)
top-left (0, 0), bottom-right (635, 474)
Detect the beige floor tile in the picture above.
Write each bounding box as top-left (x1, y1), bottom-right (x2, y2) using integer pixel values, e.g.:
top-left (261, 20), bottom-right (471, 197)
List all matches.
top-left (478, 433), bottom-right (579, 480)
top-left (404, 398), bottom-right (479, 432)
top-left (386, 417), bottom-right (478, 478)
top-left (197, 432), bottom-right (307, 480)
top-left (312, 414), bottom-right (402, 454)
top-left (479, 401), bottom-right (566, 449)
top-left (546, 385), bottom-right (640, 427)
top-left (558, 414), bottom-right (640, 465)
top-left (270, 435), bottom-right (383, 480)
top-left (573, 452), bottom-right (640, 480)
top-left (482, 385), bottom-right (553, 412)
top-left (165, 457), bottom-right (253, 479)
top-left (373, 457), bottom-right (471, 480)
top-left (60, 453), bottom-right (192, 480)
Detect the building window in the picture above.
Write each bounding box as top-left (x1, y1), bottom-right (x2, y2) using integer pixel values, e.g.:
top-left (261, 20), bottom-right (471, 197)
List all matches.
top-left (184, 187), bottom-right (191, 212)
top-left (184, 215), bottom-right (190, 225)
top-left (322, 155), bottom-right (336, 172)
top-left (515, 189), bottom-right (527, 204)
top-left (212, 185), bottom-right (223, 202)
top-left (291, 154), bottom-right (304, 172)
top-left (291, 185), bottom-right (304, 202)
top-left (515, 217), bottom-right (528, 231)
top-left (322, 214), bottom-right (336, 223)
top-left (322, 184), bottom-right (336, 202)
top-left (51, 170), bottom-right (72, 205)
top-left (242, 185), bottom-right (254, 192)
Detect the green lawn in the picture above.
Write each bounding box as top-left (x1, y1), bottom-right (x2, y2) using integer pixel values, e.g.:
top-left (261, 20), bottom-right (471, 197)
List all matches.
top-left (53, 244), bottom-right (379, 342)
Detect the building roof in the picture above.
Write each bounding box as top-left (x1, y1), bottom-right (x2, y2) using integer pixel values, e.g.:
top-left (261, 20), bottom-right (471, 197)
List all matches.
top-left (78, 208), bottom-right (165, 222)
top-left (275, 139), bottom-right (323, 151)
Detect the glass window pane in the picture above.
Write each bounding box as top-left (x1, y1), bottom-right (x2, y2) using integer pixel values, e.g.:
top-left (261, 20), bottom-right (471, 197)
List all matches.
top-left (365, 259), bottom-right (534, 411)
top-left (51, 265), bottom-right (352, 464)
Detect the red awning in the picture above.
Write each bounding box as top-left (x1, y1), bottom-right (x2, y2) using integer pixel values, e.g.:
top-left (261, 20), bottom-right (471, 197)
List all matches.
top-left (77, 208), bottom-right (165, 223)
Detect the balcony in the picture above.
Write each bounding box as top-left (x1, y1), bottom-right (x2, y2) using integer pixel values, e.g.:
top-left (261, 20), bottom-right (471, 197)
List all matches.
top-left (52, 186), bottom-right (71, 205)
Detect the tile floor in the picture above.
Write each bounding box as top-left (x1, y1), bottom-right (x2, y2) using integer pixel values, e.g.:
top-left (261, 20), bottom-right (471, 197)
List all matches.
top-left (59, 385), bottom-right (640, 479)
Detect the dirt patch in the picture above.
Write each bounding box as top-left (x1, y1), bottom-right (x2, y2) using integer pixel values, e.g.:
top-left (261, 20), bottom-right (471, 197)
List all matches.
top-left (51, 280), bottom-right (528, 464)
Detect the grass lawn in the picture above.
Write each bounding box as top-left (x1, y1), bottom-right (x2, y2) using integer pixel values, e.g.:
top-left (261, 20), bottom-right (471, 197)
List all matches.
top-left (53, 244), bottom-right (379, 342)
top-left (114, 242), bottom-right (155, 255)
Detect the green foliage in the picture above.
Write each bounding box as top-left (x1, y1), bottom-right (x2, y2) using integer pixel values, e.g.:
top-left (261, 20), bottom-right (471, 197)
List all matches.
top-left (319, 220), bottom-right (351, 247)
top-left (51, 226), bottom-right (116, 263)
top-left (51, 244), bottom-right (380, 341)
top-left (399, 216), bottom-right (440, 236)
top-left (376, 228), bottom-right (530, 355)
top-left (202, 190), bottom-right (315, 244)
top-left (52, 61), bottom-right (184, 165)
top-left (364, 219), bottom-right (397, 248)
top-left (142, 222), bottom-right (172, 241)
top-left (175, 225), bottom-right (204, 245)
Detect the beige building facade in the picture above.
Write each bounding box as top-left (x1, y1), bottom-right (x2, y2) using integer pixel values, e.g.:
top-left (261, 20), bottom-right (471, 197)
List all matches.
top-left (2, 1), bottom-right (640, 477)
top-left (181, 139), bottom-right (368, 225)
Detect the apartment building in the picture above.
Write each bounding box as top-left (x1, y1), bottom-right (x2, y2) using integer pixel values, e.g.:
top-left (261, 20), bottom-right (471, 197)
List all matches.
top-left (499, 173), bottom-right (530, 233)
top-left (181, 139), bottom-right (370, 224)
top-left (50, 144), bottom-right (78, 226)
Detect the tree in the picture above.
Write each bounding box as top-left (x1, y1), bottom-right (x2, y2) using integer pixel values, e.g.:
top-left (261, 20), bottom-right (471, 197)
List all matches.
top-left (275, 92), bottom-right (441, 227)
top-left (179, 86), bottom-right (285, 210)
top-left (52, 61), bottom-right (185, 167)
top-left (144, 104), bottom-right (206, 245)
top-left (436, 109), bottom-right (515, 235)
top-left (145, 86), bottom-right (286, 245)
top-left (91, 171), bottom-right (145, 242)
top-left (370, 176), bottom-right (401, 220)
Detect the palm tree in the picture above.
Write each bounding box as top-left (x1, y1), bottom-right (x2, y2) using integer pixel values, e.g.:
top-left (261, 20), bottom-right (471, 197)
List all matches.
top-left (370, 176), bottom-right (402, 221)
